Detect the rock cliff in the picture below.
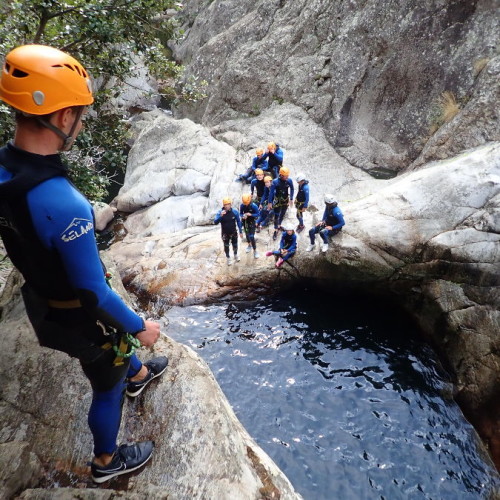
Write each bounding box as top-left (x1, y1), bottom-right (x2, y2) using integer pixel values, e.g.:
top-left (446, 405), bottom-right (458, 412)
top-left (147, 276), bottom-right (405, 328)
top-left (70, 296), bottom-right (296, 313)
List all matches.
top-left (171, 0), bottom-right (499, 174)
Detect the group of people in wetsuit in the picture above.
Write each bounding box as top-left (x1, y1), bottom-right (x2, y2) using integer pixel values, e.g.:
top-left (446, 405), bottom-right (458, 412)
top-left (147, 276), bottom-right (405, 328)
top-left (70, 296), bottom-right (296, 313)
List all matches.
top-left (215, 142), bottom-right (346, 268)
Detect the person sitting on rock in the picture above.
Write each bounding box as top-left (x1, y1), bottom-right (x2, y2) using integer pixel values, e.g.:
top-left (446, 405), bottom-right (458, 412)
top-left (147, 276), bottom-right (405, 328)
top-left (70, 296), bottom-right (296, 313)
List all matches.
top-left (262, 142), bottom-right (284, 179)
top-left (307, 194), bottom-right (345, 253)
top-left (236, 147), bottom-right (269, 183)
top-left (294, 172), bottom-right (310, 233)
top-left (266, 222), bottom-right (297, 268)
top-left (251, 168), bottom-right (266, 205)
top-left (0, 44), bottom-right (168, 484)
top-left (267, 166), bottom-right (294, 240)
top-left (256, 175), bottom-right (273, 232)
top-left (214, 197), bottom-right (243, 265)
top-left (240, 193), bottom-right (260, 258)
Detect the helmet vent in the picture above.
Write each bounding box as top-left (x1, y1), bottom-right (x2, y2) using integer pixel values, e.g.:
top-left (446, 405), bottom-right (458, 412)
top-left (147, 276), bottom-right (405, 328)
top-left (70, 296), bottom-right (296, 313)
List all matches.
top-left (12, 68), bottom-right (28, 78)
top-left (4, 63), bottom-right (10, 73)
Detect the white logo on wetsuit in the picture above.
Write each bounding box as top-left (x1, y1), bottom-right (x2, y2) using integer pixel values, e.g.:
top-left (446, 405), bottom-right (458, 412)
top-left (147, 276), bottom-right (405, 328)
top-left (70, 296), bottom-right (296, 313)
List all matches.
top-left (61, 218), bottom-right (93, 242)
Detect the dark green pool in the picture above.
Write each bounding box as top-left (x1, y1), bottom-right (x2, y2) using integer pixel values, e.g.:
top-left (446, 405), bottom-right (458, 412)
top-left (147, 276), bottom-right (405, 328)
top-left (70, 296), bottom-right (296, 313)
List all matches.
top-left (164, 289), bottom-right (500, 499)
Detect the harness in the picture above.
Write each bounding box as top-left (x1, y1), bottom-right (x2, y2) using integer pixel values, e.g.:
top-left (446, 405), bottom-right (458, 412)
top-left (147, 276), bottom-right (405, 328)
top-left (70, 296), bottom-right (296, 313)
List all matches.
top-left (273, 179), bottom-right (290, 208)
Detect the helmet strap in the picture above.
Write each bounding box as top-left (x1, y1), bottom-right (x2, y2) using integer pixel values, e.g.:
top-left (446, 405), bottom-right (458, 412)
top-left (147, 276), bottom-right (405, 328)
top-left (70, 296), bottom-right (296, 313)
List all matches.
top-left (34, 106), bottom-right (84, 152)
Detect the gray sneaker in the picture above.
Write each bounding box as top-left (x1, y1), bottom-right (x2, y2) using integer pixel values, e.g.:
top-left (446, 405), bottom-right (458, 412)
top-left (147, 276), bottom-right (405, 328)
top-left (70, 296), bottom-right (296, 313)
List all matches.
top-left (227, 257), bottom-right (233, 265)
top-left (306, 243), bottom-right (315, 252)
top-left (234, 254), bottom-right (240, 262)
top-left (321, 243), bottom-right (329, 253)
top-left (246, 245), bottom-right (252, 253)
top-left (254, 251), bottom-right (260, 259)
top-left (126, 356), bottom-right (169, 397)
top-left (91, 441), bottom-right (154, 483)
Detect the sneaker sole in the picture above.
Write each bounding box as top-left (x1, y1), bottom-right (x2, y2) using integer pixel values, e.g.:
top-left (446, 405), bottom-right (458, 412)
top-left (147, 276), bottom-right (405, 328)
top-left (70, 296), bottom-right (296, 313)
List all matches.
top-left (91, 451), bottom-right (154, 483)
top-left (126, 364), bottom-right (168, 398)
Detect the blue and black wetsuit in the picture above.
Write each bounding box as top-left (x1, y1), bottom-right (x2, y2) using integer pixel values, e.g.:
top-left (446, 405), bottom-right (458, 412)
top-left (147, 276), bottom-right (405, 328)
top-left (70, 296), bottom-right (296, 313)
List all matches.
top-left (271, 231), bottom-right (297, 261)
top-left (0, 142), bottom-right (144, 457)
top-left (239, 155), bottom-right (269, 183)
top-left (262, 146), bottom-right (284, 178)
top-left (250, 177), bottom-right (266, 205)
top-left (214, 206), bottom-right (242, 257)
top-left (268, 177), bottom-right (294, 229)
top-left (295, 181), bottom-right (310, 227)
top-left (309, 204), bottom-right (345, 244)
top-left (256, 185), bottom-right (271, 228)
top-left (239, 202), bottom-right (259, 250)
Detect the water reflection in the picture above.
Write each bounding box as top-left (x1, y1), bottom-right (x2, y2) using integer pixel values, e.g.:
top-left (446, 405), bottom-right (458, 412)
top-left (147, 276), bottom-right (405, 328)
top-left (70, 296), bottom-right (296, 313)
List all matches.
top-left (165, 290), bottom-right (500, 499)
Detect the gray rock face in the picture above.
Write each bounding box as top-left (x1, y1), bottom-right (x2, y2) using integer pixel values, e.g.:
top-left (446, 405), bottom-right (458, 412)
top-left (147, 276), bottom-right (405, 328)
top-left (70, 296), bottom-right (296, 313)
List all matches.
top-left (171, 0), bottom-right (499, 173)
top-left (0, 268), bottom-right (301, 499)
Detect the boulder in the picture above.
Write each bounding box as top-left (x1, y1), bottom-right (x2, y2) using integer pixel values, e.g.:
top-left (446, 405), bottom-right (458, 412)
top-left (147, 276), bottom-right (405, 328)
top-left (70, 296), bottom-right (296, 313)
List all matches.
top-left (0, 264), bottom-right (300, 499)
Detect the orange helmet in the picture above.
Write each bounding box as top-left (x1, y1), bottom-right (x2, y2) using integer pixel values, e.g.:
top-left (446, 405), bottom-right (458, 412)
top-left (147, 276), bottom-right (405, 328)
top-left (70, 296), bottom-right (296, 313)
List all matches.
top-left (256, 148), bottom-right (264, 155)
top-left (264, 175), bottom-right (273, 183)
top-left (0, 45), bottom-right (93, 115)
top-left (222, 197), bottom-right (232, 205)
top-left (267, 142), bottom-right (276, 150)
top-left (242, 193), bottom-right (252, 205)
top-left (279, 166), bottom-right (290, 178)
top-left (255, 168), bottom-right (264, 176)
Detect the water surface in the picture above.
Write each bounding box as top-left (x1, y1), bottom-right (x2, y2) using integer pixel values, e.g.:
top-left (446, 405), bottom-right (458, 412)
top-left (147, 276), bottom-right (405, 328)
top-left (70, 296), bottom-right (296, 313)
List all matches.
top-left (164, 290), bottom-right (499, 499)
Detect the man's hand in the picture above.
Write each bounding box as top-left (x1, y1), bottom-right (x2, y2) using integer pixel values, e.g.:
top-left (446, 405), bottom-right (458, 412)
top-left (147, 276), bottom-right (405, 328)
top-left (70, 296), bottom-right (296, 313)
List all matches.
top-left (267, 203), bottom-right (272, 210)
top-left (221, 210), bottom-right (227, 216)
top-left (136, 320), bottom-right (160, 347)
top-left (326, 226), bottom-right (333, 230)
top-left (289, 200), bottom-right (293, 207)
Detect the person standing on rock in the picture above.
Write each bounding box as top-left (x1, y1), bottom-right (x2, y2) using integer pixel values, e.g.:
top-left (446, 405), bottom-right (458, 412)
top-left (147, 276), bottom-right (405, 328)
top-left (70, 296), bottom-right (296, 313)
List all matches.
top-left (0, 45), bottom-right (168, 484)
top-left (250, 168), bottom-right (266, 205)
top-left (307, 194), bottom-right (345, 253)
top-left (236, 147), bottom-right (269, 183)
top-left (214, 197), bottom-right (243, 265)
top-left (294, 172), bottom-right (310, 233)
top-left (267, 166), bottom-right (294, 240)
top-left (240, 193), bottom-right (260, 258)
top-left (262, 142), bottom-right (284, 179)
top-left (256, 175), bottom-right (273, 232)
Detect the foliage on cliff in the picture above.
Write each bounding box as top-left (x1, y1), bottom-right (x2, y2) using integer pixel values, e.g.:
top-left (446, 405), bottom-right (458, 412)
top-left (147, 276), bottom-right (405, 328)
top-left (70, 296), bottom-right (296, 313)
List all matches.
top-left (0, 0), bottom-right (190, 200)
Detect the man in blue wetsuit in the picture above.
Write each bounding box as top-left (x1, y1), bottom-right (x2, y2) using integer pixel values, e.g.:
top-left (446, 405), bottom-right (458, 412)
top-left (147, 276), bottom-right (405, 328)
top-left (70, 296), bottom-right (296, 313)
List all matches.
top-left (262, 142), bottom-right (284, 178)
top-left (307, 194), bottom-right (345, 253)
top-left (240, 193), bottom-right (260, 258)
top-left (265, 223), bottom-right (297, 268)
top-left (236, 147), bottom-right (269, 183)
top-left (0, 45), bottom-right (168, 483)
top-left (294, 172), bottom-right (310, 233)
top-left (214, 197), bottom-right (243, 265)
top-left (267, 166), bottom-right (294, 240)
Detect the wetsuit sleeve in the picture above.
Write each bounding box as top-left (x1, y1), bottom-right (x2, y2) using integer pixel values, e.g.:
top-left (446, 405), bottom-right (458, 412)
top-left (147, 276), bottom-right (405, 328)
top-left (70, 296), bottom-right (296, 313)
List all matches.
top-left (251, 157), bottom-right (258, 171)
top-left (275, 149), bottom-right (284, 163)
top-left (321, 208), bottom-right (328, 223)
top-left (268, 181), bottom-right (277, 203)
top-left (214, 209), bottom-right (222, 224)
top-left (288, 179), bottom-right (294, 201)
top-left (303, 184), bottom-right (310, 207)
top-left (261, 159), bottom-right (269, 171)
top-left (233, 209), bottom-right (243, 232)
top-left (332, 208), bottom-right (345, 230)
top-left (289, 234), bottom-right (297, 253)
top-left (28, 179), bottom-right (144, 334)
top-left (251, 203), bottom-right (260, 217)
top-left (261, 187), bottom-right (269, 205)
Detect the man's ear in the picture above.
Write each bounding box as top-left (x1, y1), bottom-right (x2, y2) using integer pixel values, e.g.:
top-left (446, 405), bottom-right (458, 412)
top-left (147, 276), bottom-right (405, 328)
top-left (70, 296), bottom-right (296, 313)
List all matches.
top-left (50, 107), bottom-right (74, 129)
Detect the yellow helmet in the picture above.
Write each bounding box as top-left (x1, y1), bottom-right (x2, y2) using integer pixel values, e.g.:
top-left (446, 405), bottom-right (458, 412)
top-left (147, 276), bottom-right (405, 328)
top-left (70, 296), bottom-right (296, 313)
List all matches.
top-left (255, 168), bottom-right (264, 176)
top-left (222, 197), bottom-right (232, 205)
top-left (256, 148), bottom-right (264, 155)
top-left (242, 193), bottom-right (252, 205)
top-left (267, 142), bottom-right (276, 150)
top-left (264, 176), bottom-right (273, 183)
top-left (0, 45), bottom-right (93, 115)
top-left (279, 166), bottom-right (290, 178)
